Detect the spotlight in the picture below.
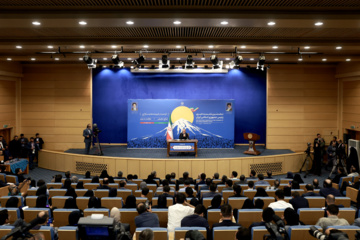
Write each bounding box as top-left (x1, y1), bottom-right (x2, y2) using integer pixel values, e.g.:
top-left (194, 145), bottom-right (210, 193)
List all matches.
top-left (133, 56), bottom-right (145, 66)
top-left (111, 54), bottom-right (124, 68)
top-left (210, 55), bottom-right (222, 69)
top-left (185, 55), bottom-right (194, 69)
top-left (83, 56), bottom-right (97, 69)
top-left (230, 55), bottom-right (243, 69)
top-left (159, 55), bottom-right (170, 69)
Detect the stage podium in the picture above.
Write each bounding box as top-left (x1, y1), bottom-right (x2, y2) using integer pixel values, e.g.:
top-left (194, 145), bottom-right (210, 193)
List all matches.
top-left (243, 133), bottom-right (261, 155)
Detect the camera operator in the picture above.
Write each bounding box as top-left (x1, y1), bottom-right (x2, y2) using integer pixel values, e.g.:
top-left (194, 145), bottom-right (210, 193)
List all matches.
top-left (328, 142), bottom-right (338, 177)
top-left (314, 133), bottom-right (325, 158)
top-left (312, 141), bottom-right (323, 176)
top-left (83, 123), bottom-right (93, 155)
top-left (309, 226), bottom-right (349, 240)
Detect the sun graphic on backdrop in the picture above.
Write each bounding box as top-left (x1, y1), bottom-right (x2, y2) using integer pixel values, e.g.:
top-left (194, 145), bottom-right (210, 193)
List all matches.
top-left (171, 106), bottom-right (194, 123)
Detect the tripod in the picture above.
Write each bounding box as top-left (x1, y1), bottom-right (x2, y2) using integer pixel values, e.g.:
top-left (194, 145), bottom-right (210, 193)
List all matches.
top-left (94, 134), bottom-right (103, 156)
top-left (299, 152), bottom-right (312, 177)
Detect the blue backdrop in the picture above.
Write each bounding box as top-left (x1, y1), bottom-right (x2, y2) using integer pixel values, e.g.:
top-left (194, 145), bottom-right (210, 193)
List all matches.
top-left (92, 68), bottom-right (267, 144)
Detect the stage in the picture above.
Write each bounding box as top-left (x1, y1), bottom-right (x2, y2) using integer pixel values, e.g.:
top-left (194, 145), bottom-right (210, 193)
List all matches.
top-left (65, 145), bottom-right (294, 159)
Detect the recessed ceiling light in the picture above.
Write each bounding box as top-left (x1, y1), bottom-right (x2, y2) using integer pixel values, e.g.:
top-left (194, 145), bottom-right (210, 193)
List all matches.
top-left (16, 46), bottom-right (22, 49)
top-left (298, 58), bottom-right (303, 61)
top-left (304, 46), bottom-right (310, 49)
top-left (221, 21), bottom-right (228, 25)
top-left (240, 45), bottom-right (246, 49)
top-left (131, 66), bottom-right (134, 69)
top-left (47, 45), bottom-right (53, 49)
top-left (126, 21), bottom-right (134, 25)
top-left (336, 46), bottom-right (342, 50)
top-left (250, 58), bottom-right (254, 60)
top-left (176, 45), bottom-right (181, 48)
top-left (103, 58), bottom-right (107, 60)
top-left (225, 58), bottom-right (230, 60)
top-left (103, 66), bottom-right (107, 68)
top-left (7, 58), bottom-right (12, 61)
top-left (208, 45), bottom-right (214, 48)
top-left (173, 21), bottom-right (181, 25)
top-left (79, 21), bottom-right (87, 25)
top-left (346, 59), bottom-right (351, 61)
top-left (315, 22), bottom-right (323, 26)
top-left (176, 58), bottom-right (181, 60)
top-left (226, 65), bottom-right (230, 69)
top-left (78, 58), bottom-right (82, 60)
top-left (31, 58), bottom-right (36, 61)
top-left (32, 21), bottom-right (41, 26)
top-left (201, 58), bottom-right (205, 60)
top-left (111, 45), bottom-right (117, 48)
top-left (272, 46), bottom-right (278, 49)
top-left (79, 45), bottom-right (85, 49)
top-left (267, 21), bottom-right (276, 26)
top-left (144, 45), bottom-right (149, 48)
top-left (55, 58), bottom-right (60, 61)
top-left (274, 58), bottom-right (279, 61)
top-left (127, 58), bottom-right (132, 60)
top-left (322, 58), bottom-right (327, 61)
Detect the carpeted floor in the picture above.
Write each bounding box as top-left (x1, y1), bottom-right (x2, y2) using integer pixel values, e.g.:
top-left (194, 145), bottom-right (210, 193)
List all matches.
top-left (65, 145), bottom-right (294, 159)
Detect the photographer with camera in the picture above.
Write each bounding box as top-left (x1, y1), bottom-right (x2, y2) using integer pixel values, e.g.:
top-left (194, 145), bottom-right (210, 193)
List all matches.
top-left (134, 202), bottom-right (160, 228)
top-left (309, 225), bottom-right (349, 240)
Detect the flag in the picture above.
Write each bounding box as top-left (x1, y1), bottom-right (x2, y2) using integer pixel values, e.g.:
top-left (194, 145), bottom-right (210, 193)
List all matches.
top-left (166, 117), bottom-right (173, 140)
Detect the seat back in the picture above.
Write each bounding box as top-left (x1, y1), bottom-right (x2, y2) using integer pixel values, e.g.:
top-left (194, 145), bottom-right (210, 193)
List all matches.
top-left (174, 227), bottom-right (206, 240)
top-left (23, 208), bottom-right (51, 223)
top-left (253, 197), bottom-right (275, 209)
top-left (152, 197), bottom-right (173, 208)
top-left (0, 196), bottom-right (23, 207)
top-left (52, 196), bottom-right (72, 208)
top-left (94, 189), bottom-right (109, 198)
top-left (136, 197), bottom-right (149, 205)
top-left (217, 185), bottom-right (226, 192)
top-left (101, 197), bottom-right (123, 209)
top-left (287, 225), bottom-right (322, 240)
top-left (83, 208), bottom-right (110, 217)
top-left (132, 179), bottom-right (143, 188)
top-left (49, 189), bottom-right (66, 198)
top-left (3, 208), bottom-right (20, 224)
top-left (264, 179), bottom-right (275, 186)
top-left (266, 190), bottom-right (276, 198)
top-left (26, 196), bottom-right (38, 207)
top-left (78, 178), bottom-right (92, 184)
top-left (335, 197), bottom-right (351, 208)
top-left (338, 208), bottom-right (356, 224)
top-left (117, 189), bottom-right (132, 200)
top-left (76, 197), bottom-right (90, 210)
top-left (243, 190), bottom-right (256, 200)
top-left (304, 197), bottom-right (326, 208)
top-left (135, 227), bottom-right (168, 240)
top-left (84, 183), bottom-right (100, 190)
top-left (222, 190), bottom-right (234, 203)
top-left (156, 190), bottom-right (175, 196)
top-left (134, 190), bottom-right (153, 201)
top-left (280, 178), bottom-right (293, 184)
top-left (0, 173), bottom-right (6, 183)
top-left (0, 226), bottom-right (14, 239)
top-left (27, 189), bottom-right (37, 196)
top-left (339, 177), bottom-right (353, 189)
top-left (47, 183), bottom-right (63, 189)
top-left (213, 226), bottom-right (239, 240)
top-left (58, 226), bottom-right (78, 240)
top-left (6, 175), bottom-right (18, 185)
top-left (203, 197), bottom-right (224, 208)
top-left (29, 226), bottom-right (54, 240)
top-left (53, 209), bottom-right (80, 227)
top-left (227, 197), bottom-right (248, 209)
top-left (152, 209), bottom-right (168, 228)
top-left (252, 226), bottom-right (269, 240)
top-left (126, 184), bottom-right (138, 192)
top-left (207, 209), bottom-right (221, 228)
top-left (298, 208), bottom-right (325, 225)
top-left (147, 184), bottom-right (158, 193)
top-left (119, 208), bottom-right (137, 233)
top-left (75, 189), bottom-right (88, 196)
top-left (238, 209), bottom-right (262, 228)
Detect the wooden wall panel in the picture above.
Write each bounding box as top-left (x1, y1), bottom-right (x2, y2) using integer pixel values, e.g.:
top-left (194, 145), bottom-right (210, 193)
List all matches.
top-left (0, 80), bottom-right (16, 131)
top-left (21, 64), bottom-right (91, 151)
top-left (342, 79), bottom-right (360, 132)
top-left (267, 65), bottom-right (338, 151)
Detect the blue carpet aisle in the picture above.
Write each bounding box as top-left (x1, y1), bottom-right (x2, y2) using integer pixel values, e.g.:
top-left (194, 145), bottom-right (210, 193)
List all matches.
top-left (65, 145), bottom-right (293, 159)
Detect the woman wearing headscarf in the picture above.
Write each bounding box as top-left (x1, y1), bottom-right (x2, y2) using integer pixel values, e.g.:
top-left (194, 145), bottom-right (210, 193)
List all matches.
top-left (91, 176), bottom-right (100, 183)
top-left (242, 198), bottom-right (255, 209)
top-left (293, 174), bottom-right (304, 184)
top-left (99, 170), bottom-right (109, 179)
top-left (283, 208), bottom-right (303, 226)
top-left (254, 188), bottom-right (268, 197)
top-left (347, 147), bottom-right (359, 173)
top-left (85, 171), bottom-right (91, 179)
top-left (286, 172), bottom-right (294, 179)
top-left (254, 198), bottom-right (264, 209)
top-left (109, 188), bottom-right (117, 198)
top-left (6, 197), bottom-right (24, 219)
top-left (84, 190), bottom-right (94, 197)
top-left (68, 211), bottom-right (82, 226)
top-left (35, 195), bottom-right (48, 208)
top-left (76, 181), bottom-right (84, 189)
top-left (153, 194), bottom-right (167, 209)
top-left (110, 207), bottom-right (121, 223)
top-left (110, 207), bottom-right (131, 236)
top-left (123, 195), bottom-right (136, 208)
top-left (207, 195), bottom-right (222, 209)
top-left (108, 176), bottom-right (115, 183)
top-left (36, 185), bottom-right (47, 197)
top-left (65, 188), bottom-right (77, 199)
top-left (64, 198), bottom-right (78, 209)
top-left (88, 196), bottom-right (102, 208)
top-left (62, 179), bottom-right (72, 190)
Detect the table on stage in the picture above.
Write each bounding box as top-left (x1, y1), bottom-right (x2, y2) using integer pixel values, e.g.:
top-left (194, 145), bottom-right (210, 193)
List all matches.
top-left (167, 139), bottom-right (198, 157)
top-left (0, 159), bottom-right (29, 174)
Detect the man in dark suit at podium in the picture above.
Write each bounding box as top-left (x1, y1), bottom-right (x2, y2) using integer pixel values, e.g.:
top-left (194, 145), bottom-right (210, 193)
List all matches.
top-left (179, 129), bottom-right (190, 140)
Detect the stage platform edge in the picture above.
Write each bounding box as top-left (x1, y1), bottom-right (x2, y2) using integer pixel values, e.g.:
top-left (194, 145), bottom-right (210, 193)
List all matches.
top-left (39, 150), bottom-right (307, 179)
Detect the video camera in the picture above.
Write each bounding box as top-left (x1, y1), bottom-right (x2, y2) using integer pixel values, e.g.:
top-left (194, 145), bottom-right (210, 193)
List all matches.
top-left (93, 123), bottom-right (101, 136)
top-left (308, 226), bottom-right (351, 240)
top-left (264, 214), bottom-right (288, 240)
top-left (305, 142), bottom-right (312, 155)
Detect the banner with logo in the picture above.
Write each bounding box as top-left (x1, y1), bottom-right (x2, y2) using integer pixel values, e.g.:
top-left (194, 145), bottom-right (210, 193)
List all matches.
top-left (127, 99), bottom-right (234, 148)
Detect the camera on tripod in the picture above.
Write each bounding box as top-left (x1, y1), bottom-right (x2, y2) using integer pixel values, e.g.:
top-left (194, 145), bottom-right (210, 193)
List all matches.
top-left (92, 123), bottom-right (101, 136)
top-left (305, 143), bottom-right (312, 155)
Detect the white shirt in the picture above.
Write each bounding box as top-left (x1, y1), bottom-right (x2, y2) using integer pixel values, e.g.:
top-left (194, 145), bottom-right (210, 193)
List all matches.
top-left (167, 203), bottom-right (194, 232)
top-left (268, 200), bottom-right (293, 209)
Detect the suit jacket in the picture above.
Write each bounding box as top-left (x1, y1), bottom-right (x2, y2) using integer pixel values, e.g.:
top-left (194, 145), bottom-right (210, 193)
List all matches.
top-left (320, 187), bottom-right (342, 197)
top-left (289, 197), bottom-right (309, 212)
top-left (83, 128), bottom-right (93, 143)
top-left (213, 220), bottom-right (241, 228)
top-left (179, 133), bottom-right (190, 140)
top-left (302, 192), bottom-right (320, 197)
top-left (26, 142), bottom-right (40, 154)
top-left (35, 137), bottom-right (44, 149)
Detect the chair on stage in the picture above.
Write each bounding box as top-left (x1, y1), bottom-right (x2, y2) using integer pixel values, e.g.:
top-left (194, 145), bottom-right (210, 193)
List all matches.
top-left (174, 227), bottom-right (207, 240)
top-left (83, 208), bottom-right (110, 217)
top-left (101, 197), bottom-right (123, 209)
top-left (58, 226), bottom-right (78, 240)
top-left (227, 197), bottom-right (247, 209)
top-left (297, 208), bottom-right (325, 225)
top-left (152, 209), bottom-right (168, 228)
top-left (53, 209), bottom-right (80, 227)
top-left (52, 196), bottom-right (72, 208)
top-left (213, 226), bottom-right (239, 240)
top-left (76, 197), bottom-right (90, 210)
top-left (304, 196), bottom-right (326, 208)
top-left (49, 189), bottom-right (66, 198)
top-left (238, 209), bottom-right (262, 228)
top-left (338, 208), bottom-right (356, 224)
top-left (135, 227), bottom-right (168, 240)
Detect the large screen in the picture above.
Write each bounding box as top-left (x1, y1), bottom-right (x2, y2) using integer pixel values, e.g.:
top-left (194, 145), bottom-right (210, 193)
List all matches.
top-left (128, 99), bottom-right (235, 148)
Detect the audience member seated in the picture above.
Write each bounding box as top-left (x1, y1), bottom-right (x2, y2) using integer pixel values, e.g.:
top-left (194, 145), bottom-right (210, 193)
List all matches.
top-left (302, 184), bottom-right (320, 197)
top-left (286, 172), bottom-right (294, 179)
top-left (229, 185), bottom-right (245, 198)
top-left (97, 178), bottom-right (110, 189)
top-left (268, 189), bottom-right (294, 209)
top-left (76, 181), bottom-right (84, 189)
top-left (91, 176), bottom-right (100, 183)
top-left (68, 211), bottom-right (82, 226)
top-left (119, 180), bottom-right (127, 189)
top-left (254, 198), bottom-right (264, 209)
top-left (283, 207), bottom-right (303, 226)
top-left (284, 180), bottom-right (300, 197)
top-left (254, 174), bottom-right (270, 186)
top-left (110, 207), bottom-right (131, 237)
top-left (332, 167), bottom-right (347, 185)
top-left (202, 183), bottom-right (221, 200)
top-left (178, 180), bottom-right (192, 192)
top-left (88, 196), bottom-right (102, 208)
top-left (326, 194), bottom-right (344, 209)
top-left (219, 175), bottom-right (228, 185)
top-left (140, 182), bottom-right (147, 190)
top-left (153, 194), bottom-right (168, 208)
top-left (293, 174), bottom-right (304, 184)
top-left (223, 179), bottom-right (233, 190)
top-left (134, 202), bottom-right (160, 228)
top-left (247, 181), bottom-right (255, 190)
top-left (254, 188), bottom-right (268, 197)
top-left (139, 229), bottom-right (154, 240)
top-left (248, 170), bottom-right (257, 180)
top-left (313, 179), bottom-right (321, 189)
top-left (126, 174), bottom-right (134, 184)
top-left (65, 188), bottom-right (77, 199)
top-left (168, 193), bottom-right (194, 232)
top-left (181, 204), bottom-right (209, 230)
top-left (266, 171), bottom-right (273, 179)
top-left (320, 179), bottom-right (342, 197)
top-left (213, 172), bottom-right (220, 180)
top-left (84, 171), bottom-right (91, 179)
top-left (65, 171), bottom-right (71, 179)
top-left (267, 180), bottom-right (280, 190)
top-left (53, 174), bottom-right (62, 183)
top-left (123, 195), bottom-right (137, 208)
top-left (165, 174), bottom-right (175, 185)
top-left (315, 204), bottom-right (350, 231)
top-left (178, 171), bottom-right (194, 185)
top-left (230, 171), bottom-right (238, 180)
top-left (289, 191), bottom-right (309, 212)
top-left (64, 198), bottom-right (78, 209)
top-left (249, 207), bottom-right (274, 230)
top-left (141, 187), bottom-right (150, 199)
top-left (145, 174), bottom-right (158, 186)
top-left (9, 180), bottom-right (29, 197)
top-left (32, 211), bottom-right (52, 230)
top-left (109, 188), bottom-right (117, 197)
top-left (238, 175), bottom-right (247, 184)
top-left (212, 204), bottom-right (241, 228)
top-left (99, 170), bottom-right (109, 179)
top-left (61, 179), bottom-right (72, 190)
top-left (36, 184), bottom-right (48, 197)
top-left (84, 190), bottom-right (94, 197)
top-left (207, 195), bottom-right (222, 209)
top-left (71, 176), bottom-right (78, 183)
top-left (185, 187), bottom-right (199, 206)
top-left (236, 226), bottom-right (251, 240)
top-left (242, 199), bottom-right (255, 209)
top-left (348, 165), bottom-right (359, 177)
top-left (197, 178), bottom-right (212, 198)
top-left (35, 195), bottom-right (48, 208)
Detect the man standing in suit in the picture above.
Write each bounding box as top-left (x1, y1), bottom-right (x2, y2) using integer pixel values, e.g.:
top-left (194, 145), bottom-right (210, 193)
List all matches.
top-left (179, 129), bottom-right (189, 140)
top-left (19, 134), bottom-right (29, 158)
top-left (9, 135), bottom-right (21, 159)
top-left (83, 124), bottom-right (93, 154)
top-left (27, 137), bottom-right (40, 170)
